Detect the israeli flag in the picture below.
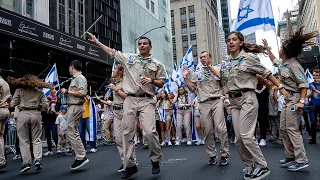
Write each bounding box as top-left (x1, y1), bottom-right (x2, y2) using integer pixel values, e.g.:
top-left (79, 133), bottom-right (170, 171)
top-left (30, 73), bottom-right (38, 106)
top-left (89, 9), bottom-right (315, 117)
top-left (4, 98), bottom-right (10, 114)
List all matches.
top-left (178, 46), bottom-right (194, 84)
top-left (158, 107), bottom-right (166, 122)
top-left (111, 60), bottom-right (116, 77)
top-left (42, 64), bottom-right (59, 97)
top-left (170, 77), bottom-right (178, 96)
top-left (305, 69), bottom-right (314, 89)
top-left (231, 0), bottom-right (276, 36)
top-left (195, 59), bottom-right (203, 72)
top-left (85, 97), bottom-right (98, 141)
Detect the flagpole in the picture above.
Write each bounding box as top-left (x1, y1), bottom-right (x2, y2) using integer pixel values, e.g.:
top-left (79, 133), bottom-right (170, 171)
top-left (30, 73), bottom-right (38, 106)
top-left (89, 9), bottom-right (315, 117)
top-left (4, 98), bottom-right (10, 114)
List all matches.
top-left (80, 15), bottom-right (103, 38)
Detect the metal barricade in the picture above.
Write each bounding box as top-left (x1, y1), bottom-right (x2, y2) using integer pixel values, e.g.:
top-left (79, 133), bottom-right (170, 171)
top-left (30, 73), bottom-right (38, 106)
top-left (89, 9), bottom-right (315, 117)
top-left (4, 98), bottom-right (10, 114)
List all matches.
top-left (5, 121), bottom-right (17, 154)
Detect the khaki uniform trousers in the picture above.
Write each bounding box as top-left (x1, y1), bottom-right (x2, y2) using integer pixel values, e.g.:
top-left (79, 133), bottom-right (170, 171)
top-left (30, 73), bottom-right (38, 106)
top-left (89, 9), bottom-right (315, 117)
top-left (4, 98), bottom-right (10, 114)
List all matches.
top-left (105, 119), bottom-right (113, 141)
top-left (57, 134), bottom-right (70, 151)
top-left (176, 109), bottom-right (191, 141)
top-left (230, 91), bottom-right (267, 168)
top-left (0, 108), bottom-right (9, 165)
top-left (17, 110), bottom-right (42, 165)
top-left (66, 105), bottom-right (86, 160)
top-left (199, 99), bottom-right (229, 158)
top-left (122, 96), bottom-right (162, 169)
top-left (280, 93), bottom-right (308, 163)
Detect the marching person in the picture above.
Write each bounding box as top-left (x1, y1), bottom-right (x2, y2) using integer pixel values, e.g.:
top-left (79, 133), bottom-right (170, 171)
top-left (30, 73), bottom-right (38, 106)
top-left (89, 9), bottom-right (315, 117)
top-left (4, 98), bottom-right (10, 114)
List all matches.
top-left (60, 60), bottom-right (89, 170)
top-left (184, 51), bottom-right (229, 166)
top-left (97, 64), bottom-right (128, 173)
top-left (0, 67), bottom-right (11, 169)
top-left (173, 86), bottom-right (192, 146)
top-left (215, 31), bottom-right (286, 179)
top-left (157, 90), bottom-right (173, 146)
top-left (8, 74), bottom-right (49, 173)
top-left (88, 32), bottom-right (164, 179)
top-left (265, 28), bottom-right (317, 171)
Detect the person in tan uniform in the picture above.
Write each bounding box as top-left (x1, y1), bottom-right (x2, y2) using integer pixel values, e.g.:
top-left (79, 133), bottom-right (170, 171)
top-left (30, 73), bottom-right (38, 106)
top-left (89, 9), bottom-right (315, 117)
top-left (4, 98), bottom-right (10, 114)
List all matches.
top-left (97, 64), bottom-right (128, 173)
top-left (88, 32), bottom-right (164, 179)
top-left (7, 74), bottom-right (49, 173)
top-left (60, 60), bottom-right (89, 170)
top-left (183, 51), bottom-right (229, 166)
top-left (265, 28), bottom-right (317, 171)
top-left (0, 67), bottom-right (11, 169)
top-left (212, 31), bottom-right (287, 180)
top-left (173, 86), bottom-right (192, 146)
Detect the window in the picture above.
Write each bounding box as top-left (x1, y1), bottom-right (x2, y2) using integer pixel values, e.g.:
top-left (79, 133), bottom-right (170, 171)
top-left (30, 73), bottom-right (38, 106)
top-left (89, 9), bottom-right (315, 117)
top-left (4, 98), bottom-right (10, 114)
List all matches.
top-left (181, 19), bottom-right (187, 34)
top-left (180, 7), bottom-right (186, 20)
top-left (183, 47), bottom-right (188, 55)
top-left (145, 0), bottom-right (149, 9)
top-left (182, 35), bottom-right (188, 47)
top-left (151, 1), bottom-right (155, 14)
top-left (193, 45), bottom-right (198, 63)
top-left (190, 33), bottom-right (197, 45)
top-left (163, 0), bottom-right (167, 7)
top-left (188, 5), bottom-right (195, 19)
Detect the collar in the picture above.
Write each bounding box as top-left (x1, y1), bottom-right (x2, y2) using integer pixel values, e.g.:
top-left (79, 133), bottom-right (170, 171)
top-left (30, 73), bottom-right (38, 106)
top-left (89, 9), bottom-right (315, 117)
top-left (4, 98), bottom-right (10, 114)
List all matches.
top-left (73, 72), bottom-right (82, 78)
top-left (229, 50), bottom-right (246, 60)
top-left (283, 57), bottom-right (295, 65)
top-left (138, 54), bottom-right (153, 60)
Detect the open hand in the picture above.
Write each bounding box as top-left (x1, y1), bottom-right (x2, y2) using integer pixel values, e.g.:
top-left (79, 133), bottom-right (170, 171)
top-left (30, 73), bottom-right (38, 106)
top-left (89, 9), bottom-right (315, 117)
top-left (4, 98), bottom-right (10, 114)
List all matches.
top-left (87, 32), bottom-right (98, 44)
top-left (141, 76), bottom-right (152, 85)
top-left (108, 83), bottom-right (116, 90)
top-left (182, 66), bottom-right (189, 77)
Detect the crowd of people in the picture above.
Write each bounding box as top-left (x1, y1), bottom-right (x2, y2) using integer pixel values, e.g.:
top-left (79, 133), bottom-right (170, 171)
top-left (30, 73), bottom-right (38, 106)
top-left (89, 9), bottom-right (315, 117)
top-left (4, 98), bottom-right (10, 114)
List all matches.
top-left (0, 27), bottom-right (319, 180)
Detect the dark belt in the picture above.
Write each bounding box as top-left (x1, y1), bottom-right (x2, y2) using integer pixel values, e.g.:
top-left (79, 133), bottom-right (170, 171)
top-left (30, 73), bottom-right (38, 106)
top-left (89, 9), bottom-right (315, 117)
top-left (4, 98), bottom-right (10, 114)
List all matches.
top-left (178, 107), bottom-right (190, 110)
top-left (127, 93), bottom-right (153, 98)
top-left (229, 89), bottom-right (251, 98)
top-left (200, 97), bottom-right (220, 103)
top-left (287, 90), bottom-right (298, 96)
top-left (20, 107), bottom-right (40, 111)
top-left (113, 106), bottom-right (123, 110)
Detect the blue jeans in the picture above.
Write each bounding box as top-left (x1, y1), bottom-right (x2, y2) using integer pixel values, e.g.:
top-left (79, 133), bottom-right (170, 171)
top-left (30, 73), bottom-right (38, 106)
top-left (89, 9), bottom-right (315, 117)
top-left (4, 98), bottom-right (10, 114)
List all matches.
top-left (78, 117), bottom-right (96, 148)
top-left (309, 105), bottom-right (320, 140)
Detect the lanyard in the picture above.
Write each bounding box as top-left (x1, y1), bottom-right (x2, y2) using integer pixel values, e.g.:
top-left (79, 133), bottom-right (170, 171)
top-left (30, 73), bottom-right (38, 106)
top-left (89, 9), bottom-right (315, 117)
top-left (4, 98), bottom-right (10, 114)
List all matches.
top-left (138, 57), bottom-right (152, 70)
top-left (227, 56), bottom-right (244, 73)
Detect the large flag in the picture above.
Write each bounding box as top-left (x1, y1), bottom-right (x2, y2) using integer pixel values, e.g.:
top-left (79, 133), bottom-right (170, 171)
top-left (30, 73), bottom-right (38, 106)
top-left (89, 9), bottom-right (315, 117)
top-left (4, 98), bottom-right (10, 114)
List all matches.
top-left (178, 45), bottom-right (194, 85)
top-left (42, 64), bottom-right (59, 97)
top-left (158, 107), bottom-right (166, 122)
top-left (231, 0), bottom-right (276, 36)
top-left (305, 69), bottom-right (314, 89)
top-left (85, 98), bottom-right (98, 141)
top-left (111, 59), bottom-right (116, 76)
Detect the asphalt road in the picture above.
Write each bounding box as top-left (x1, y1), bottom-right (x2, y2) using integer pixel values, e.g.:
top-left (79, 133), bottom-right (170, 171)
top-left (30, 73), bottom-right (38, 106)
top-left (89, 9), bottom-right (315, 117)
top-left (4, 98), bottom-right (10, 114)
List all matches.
top-left (1, 136), bottom-right (320, 180)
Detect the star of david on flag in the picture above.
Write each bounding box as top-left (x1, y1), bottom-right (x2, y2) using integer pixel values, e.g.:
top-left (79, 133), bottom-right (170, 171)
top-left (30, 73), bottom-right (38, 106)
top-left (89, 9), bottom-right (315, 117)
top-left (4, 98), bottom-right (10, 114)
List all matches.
top-left (42, 64), bottom-right (59, 97)
top-left (231, 0), bottom-right (276, 36)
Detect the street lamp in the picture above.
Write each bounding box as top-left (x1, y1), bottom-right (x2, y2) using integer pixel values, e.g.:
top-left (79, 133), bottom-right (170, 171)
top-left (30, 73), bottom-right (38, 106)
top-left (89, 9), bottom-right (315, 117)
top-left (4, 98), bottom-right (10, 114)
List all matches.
top-left (134, 25), bottom-right (166, 53)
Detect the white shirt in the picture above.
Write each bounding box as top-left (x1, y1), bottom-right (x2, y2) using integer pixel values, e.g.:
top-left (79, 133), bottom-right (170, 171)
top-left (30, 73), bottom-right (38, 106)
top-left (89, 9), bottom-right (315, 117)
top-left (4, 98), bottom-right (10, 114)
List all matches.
top-left (277, 90), bottom-right (284, 112)
top-left (55, 114), bottom-right (67, 134)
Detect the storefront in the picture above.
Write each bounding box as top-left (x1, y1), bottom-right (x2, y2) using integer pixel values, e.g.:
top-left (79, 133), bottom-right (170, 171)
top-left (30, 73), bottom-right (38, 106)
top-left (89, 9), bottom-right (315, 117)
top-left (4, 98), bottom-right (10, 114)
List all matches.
top-left (0, 7), bottom-right (112, 95)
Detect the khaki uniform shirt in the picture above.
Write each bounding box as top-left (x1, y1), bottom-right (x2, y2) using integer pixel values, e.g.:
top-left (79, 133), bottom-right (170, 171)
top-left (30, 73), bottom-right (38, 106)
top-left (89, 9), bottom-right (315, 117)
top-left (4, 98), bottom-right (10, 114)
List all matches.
top-left (113, 51), bottom-right (166, 96)
top-left (113, 80), bottom-right (124, 107)
top-left (268, 88), bottom-right (278, 116)
top-left (190, 67), bottom-right (223, 102)
top-left (0, 76), bottom-right (11, 108)
top-left (274, 58), bottom-right (308, 92)
top-left (220, 50), bottom-right (271, 93)
top-left (11, 88), bottom-right (48, 111)
top-left (67, 72), bottom-right (87, 104)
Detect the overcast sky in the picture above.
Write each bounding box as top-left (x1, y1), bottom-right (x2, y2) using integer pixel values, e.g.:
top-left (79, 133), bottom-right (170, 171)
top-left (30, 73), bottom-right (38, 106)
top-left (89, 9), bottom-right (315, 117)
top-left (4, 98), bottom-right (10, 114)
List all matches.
top-left (229, 0), bottom-right (299, 69)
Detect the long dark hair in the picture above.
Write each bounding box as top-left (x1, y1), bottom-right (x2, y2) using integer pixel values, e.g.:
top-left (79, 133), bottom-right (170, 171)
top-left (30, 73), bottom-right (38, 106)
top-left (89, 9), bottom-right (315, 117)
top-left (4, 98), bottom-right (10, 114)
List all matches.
top-left (178, 86), bottom-right (188, 99)
top-left (7, 74), bottom-right (52, 89)
top-left (227, 31), bottom-right (268, 54)
top-left (159, 90), bottom-right (169, 106)
top-left (282, 27), bottom-right (318, 59)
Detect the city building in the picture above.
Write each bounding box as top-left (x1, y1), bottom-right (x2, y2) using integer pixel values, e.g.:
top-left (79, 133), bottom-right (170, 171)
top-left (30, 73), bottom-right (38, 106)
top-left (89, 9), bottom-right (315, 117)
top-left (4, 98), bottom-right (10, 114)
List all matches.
top-left (220, 0), bottom-right (231, 39)
top-left (0, 0), bottom-right (121, 94)
top-left (244, 32), bottom-right (256, 44)
top-left (217, 0), bottom-right (228, 58)
top-left (171, 0), bottom-right (222, 66)
top-left (120, 0), bottom-right (174, 73)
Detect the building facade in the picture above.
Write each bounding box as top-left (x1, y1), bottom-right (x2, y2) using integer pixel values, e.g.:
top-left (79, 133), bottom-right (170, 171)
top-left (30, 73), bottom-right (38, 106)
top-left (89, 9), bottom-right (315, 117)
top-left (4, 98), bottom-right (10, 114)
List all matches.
top-left (0, 0), bottom-right (49, 25)
top-left (298, 0), bottom-right (319, 34)
top-left (120, 0), bottom-right (174, 72)
top-left (171, 0), bottom-right (222, 66)
top-left (220, 0), bottom-right (231, 39)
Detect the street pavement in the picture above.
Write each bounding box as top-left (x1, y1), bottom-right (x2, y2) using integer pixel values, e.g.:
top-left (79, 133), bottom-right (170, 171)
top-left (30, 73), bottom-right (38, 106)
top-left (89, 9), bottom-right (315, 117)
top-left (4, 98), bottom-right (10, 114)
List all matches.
top-left (1, 135), bottom-right (320, 180)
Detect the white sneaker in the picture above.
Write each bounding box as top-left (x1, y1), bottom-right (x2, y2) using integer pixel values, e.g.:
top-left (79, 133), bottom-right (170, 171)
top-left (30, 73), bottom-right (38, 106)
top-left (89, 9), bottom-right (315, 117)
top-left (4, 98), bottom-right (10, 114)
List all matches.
top-left (90, 148), bottom-right (97, 153)
top-left (259, 139), bottom-right (266, 146)
top-left (160, 141), bottom-right (166, 146)
top-left (181, 138), bottom-right (187, 143)
top-left (195, 141), bottom-right (201, 145)
top-left (201, 139), bottom-right (205, 145)
top-left (168, 141), bottom-right (172, 146)
top-left (187, 141), bottom-right (192, 145)
top-left (137, 139), bottom-right (141, 144)
top-left (175, 141), bottom-right (181, 146)
top-left (44, 151), bottom-right (53, 156)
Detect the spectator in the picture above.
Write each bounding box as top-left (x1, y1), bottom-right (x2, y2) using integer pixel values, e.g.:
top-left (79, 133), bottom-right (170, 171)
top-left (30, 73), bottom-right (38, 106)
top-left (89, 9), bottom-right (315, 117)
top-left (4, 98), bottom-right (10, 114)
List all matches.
top-left (56, 105), bottom-right (71, 156)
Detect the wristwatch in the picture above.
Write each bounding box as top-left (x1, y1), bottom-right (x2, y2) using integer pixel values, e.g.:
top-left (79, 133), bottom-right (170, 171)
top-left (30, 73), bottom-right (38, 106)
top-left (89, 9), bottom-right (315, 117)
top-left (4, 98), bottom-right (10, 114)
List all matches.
top-left (299, 99), bottom-right (305, 104)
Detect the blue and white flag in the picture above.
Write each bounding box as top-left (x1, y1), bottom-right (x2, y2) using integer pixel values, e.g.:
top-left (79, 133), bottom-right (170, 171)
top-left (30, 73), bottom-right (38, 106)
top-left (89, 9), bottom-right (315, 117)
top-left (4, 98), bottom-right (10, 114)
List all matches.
top-left (42, 64), bottom-right (59, 97)
top-left (231, 0), bottom-right (276, 36)
top-left (178, 46), bottom-right (194, 85)
top-left (85, 98), bottom-right (98, 141)
top-left (305, 69), bottom-right (314, 88)
top-left (195, 59), bottom-right (203, 72)
top-left (158, 107), bottom-right (166, 122)
top-left (111, 59), bottom-right (116, 77)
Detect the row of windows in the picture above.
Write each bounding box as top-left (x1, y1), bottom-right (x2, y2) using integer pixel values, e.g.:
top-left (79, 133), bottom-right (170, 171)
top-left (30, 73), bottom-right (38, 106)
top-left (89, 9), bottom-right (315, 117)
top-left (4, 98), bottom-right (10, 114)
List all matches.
top-left (145, 0), bottom-right (155, 14)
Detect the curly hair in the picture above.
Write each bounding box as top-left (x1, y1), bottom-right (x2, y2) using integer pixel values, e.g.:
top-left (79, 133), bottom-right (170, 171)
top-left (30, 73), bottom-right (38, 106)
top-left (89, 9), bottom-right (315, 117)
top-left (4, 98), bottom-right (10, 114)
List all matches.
top-left (7, 74), bottom-right (52, 89)
top-left (228, 31), bottom-right (268, 54)
top-left (282, 27), bottom-right (318, 59)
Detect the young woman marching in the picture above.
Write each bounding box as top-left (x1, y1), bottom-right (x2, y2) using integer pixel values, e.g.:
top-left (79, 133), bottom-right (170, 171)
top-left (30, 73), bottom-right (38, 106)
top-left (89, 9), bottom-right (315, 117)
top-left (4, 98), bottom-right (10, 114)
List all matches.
top-left (209, 31), bottom-right (286, 179)
top-left (269, 28), bottom-right (317, 171)
top-left (8, 74), bottom-right (49, 173)
top-left (156, 90), bottom-right (173, 146)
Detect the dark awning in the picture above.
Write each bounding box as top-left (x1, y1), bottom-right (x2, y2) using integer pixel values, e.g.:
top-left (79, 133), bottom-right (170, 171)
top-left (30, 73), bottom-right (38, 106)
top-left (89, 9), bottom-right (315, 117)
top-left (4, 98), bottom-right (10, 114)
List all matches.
top-left (0, 7), bottom-right (108, 64)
